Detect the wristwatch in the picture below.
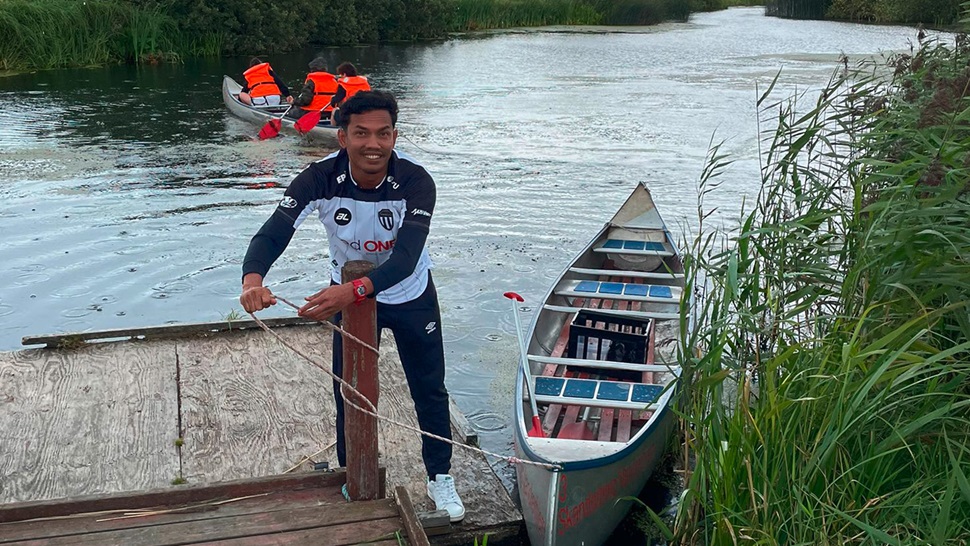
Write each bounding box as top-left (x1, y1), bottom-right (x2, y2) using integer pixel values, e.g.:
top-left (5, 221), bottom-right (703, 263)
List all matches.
top-left (351, 279), bottom-right (367, 305)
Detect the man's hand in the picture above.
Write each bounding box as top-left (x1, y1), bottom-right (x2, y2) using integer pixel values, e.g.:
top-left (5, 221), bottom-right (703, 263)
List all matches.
top-left (240, 285), bottom-right (276, 313)
top-left (286, 95), bottom-right (294, 104)
top-left (299, 283), bottom-right (356, 321)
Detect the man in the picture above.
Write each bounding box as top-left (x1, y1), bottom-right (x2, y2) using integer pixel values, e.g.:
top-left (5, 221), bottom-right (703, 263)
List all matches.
top-left (239, 57), bottom-right (293, 106)
top-left (328, 62), bottom-right (371, 124)
top-left (239, 91), bottom-right (465, 522)
top-left (291, 57), bottom-right (339, 118)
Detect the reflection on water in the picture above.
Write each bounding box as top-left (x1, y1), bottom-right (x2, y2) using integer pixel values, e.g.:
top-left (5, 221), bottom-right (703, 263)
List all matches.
top-left (0, 7), bottom-right (938, 491)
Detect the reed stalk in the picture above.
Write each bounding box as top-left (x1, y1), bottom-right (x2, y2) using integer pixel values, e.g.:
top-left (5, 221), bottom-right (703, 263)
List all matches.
top-left (0, 0), bottom-right (218, 70)
top-left (672, 34), bottom-right (970, 545)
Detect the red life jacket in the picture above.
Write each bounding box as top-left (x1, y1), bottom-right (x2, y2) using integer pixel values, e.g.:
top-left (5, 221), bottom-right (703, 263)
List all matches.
top-left (243, 63), bottom-right (281, 98)
top-left (305, 72), bottom-right (339, 112)
top-left (336, 76), bottom-right (371, 105)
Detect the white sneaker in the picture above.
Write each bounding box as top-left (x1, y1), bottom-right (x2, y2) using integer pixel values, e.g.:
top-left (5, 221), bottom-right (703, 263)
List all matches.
top-left (427, 474), bottom-right (465, 522)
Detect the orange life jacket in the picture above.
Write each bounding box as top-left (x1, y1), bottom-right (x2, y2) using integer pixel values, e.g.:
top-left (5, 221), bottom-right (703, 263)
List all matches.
top-left (243, 63), bottom-right (281, 98)
top-left (305, 72), bottom-right (339, 112)
top-left (336, 76), bottom-right (371, 105)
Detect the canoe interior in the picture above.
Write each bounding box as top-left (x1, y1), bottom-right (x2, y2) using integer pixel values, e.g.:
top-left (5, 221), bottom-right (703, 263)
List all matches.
top-left (521, 183), bottom-right (683, 453)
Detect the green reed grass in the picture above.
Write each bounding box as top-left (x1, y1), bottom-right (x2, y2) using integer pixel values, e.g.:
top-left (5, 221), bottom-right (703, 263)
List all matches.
top-left (451, 0), bottom-right (601, 30)
top-left (0, 0), bottom-right (221, 70)
top-left (671, 37), bottom-right (970, 544)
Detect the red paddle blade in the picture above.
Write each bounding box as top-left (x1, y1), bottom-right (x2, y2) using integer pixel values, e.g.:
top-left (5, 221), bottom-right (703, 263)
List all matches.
top-left (258, 118), bottom-right (282, 140)
top-left (528, 416), bottom-right (545, 438)
top-left (294, 110), bottom-right (322, 134)
top-left (503, 291), bottom-right (524, 302)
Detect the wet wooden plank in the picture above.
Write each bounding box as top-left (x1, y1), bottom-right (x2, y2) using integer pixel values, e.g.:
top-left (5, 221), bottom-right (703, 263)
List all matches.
top-left (5, 499), bottom-right (399, 546)
top-left (197, 519), bottom-right (403, 546)
top-left (0, 471), bottom-right (346, 525)
top-left (0, 478), bottom-right (346, 542)
top-left (0, 341), bottom-right (179, 506)
top-left (21, 317), bottom-right (315, 348)
top-left (175, 325), bottom-right (338, 484)
top-left (394, 486), bottom-right (430, 546)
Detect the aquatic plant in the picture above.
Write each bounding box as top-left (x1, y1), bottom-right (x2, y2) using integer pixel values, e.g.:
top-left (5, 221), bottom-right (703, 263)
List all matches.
top-left (0, 0), bottom-right (216, 70)
top-left (672, 33), bottom-right (970, 544)
top-left (451, 0), bottom-right (601, 30)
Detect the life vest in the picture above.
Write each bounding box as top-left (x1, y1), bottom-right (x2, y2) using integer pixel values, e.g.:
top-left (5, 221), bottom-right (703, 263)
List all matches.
top-left (305, 72), bottom-right (339, 112)
top-left (336, 76), bottom-right (371, 105)
top-left (243, 63), bottom-right (281, 98)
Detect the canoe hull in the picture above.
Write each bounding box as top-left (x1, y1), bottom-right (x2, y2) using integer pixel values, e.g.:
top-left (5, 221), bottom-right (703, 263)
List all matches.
top-left (514, 182), bottom-right (684, 546)
top-left (221, 75), bottom-right (339, 144)
top-left (514, 405), bottom-right (676, 545)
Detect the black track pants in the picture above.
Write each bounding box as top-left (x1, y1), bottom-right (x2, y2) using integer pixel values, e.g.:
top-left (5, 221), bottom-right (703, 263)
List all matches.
top-left (332, 275), bottom-right (452, 479)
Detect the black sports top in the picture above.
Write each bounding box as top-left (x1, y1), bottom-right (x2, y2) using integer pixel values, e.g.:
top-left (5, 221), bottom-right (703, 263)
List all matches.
top-left (242, 148), bottom-right (435, 304)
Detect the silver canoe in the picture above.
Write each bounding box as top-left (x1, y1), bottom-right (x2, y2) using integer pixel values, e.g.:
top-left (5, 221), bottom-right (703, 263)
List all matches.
top-left (514, 182), bottom-right (684, 546)
top-left (222, 75), bottom-right (339, 143)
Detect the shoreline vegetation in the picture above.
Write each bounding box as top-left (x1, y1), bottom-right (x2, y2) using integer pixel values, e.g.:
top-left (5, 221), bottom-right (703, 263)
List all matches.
top-left (1, 0), bottom-right (957, 71)
top-left (670, 19), bottom-right (970, 545)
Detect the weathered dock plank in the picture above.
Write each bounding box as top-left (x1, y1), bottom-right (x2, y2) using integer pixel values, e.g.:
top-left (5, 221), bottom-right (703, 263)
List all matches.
top-left (175, 326), bottom-right (337, 484)
top-left (0, 341), bottom-right (179, 504)
top-left (0, 469), bottom-right (426, 546)
top-left (1, 321), bottom-right (521, 543)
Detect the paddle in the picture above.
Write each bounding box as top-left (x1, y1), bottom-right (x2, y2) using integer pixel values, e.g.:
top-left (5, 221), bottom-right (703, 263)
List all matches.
top-left (504, 292), bottom-right (545, 438)
top-left (257, 105), bottom-right (292, 140)
top-left (293, 109), bottom-right (323, 135)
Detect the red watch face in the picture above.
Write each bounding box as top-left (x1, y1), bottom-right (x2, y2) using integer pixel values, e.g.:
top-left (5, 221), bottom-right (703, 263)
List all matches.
top-left (356, 285), bottom-right (366, 297)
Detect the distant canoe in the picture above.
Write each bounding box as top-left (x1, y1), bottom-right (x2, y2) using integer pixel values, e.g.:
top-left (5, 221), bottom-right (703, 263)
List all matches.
top-left (222, 75), bottom-right (338, 143)
top-left (514, 182), bottom-right (684, 546)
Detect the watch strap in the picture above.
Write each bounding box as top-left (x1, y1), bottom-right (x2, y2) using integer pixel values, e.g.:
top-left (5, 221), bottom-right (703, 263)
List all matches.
top-left (351, 279), bottom-right (367, 305)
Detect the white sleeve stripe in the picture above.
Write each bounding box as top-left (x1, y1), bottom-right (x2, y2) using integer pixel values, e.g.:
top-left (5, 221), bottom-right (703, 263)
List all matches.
top-left (313, 151), bottom-right (340, 164)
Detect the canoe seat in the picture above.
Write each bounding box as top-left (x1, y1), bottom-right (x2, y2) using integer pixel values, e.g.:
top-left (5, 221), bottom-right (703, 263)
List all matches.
top-left (527, 355), bottom-right (675, 374)
top-left (542, 304), bottom-right (679, 321)
top-left (594, 239), bottom-right (673, 257)
top-left (555, 279), bottom-right (681, 303)
top-left (534, 377), bottom-right (663, 411)
top-left (568, 266), bottom-right (684, 280)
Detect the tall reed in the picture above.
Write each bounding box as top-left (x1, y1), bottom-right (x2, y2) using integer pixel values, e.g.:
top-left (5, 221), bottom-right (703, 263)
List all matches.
top-left (672, 36), bottom-right (970, 544)
top-left (0, 0), bottom-right (220, 70)
top-left (451, 0), bottom-right (601, 30)
top-left (764, 0), bottom-right (829, 18)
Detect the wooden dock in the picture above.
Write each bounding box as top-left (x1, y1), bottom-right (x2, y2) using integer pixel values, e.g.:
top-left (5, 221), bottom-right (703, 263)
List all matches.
top-left (0, 470), bottom-right (429, 545)
top-left (0, 319), bottom-right (522, 545)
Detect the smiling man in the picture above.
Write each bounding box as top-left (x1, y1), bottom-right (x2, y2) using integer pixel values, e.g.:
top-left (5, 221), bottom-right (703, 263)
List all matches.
top-left (239, 91), bottom-right (464, 522)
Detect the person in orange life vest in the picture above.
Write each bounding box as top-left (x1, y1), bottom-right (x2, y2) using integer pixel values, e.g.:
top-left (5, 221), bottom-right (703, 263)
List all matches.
top-left (328, 62), bottom-right (371, 124)
top-left (238, 57), bottom-right (293, 106)
top-left (290, 57), bottom-right (340, 120)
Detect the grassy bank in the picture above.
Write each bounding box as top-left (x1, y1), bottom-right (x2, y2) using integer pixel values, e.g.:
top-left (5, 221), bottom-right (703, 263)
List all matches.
top-left (766, 0), bottom-right (964, 24)
top-left (1, 0), bottom-right (719, 70)
top-left (670, 31), bottom-right (970, 545)
top-left (0, 0), bottom-right (222, 70)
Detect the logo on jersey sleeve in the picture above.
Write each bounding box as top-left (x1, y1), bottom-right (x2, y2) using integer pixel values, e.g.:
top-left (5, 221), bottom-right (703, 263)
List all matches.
top-left (334, 208), bottom-right (352, 226)
top-left (279, 196), bottom-right (297, 209)
top-left (378, 209), bottom-right (394, 231)
top-left (411, 208), bottom-right (432, 218)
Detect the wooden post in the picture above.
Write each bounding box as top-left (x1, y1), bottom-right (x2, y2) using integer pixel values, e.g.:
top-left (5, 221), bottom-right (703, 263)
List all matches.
top-left (341, 260), bottom-right (380, 501)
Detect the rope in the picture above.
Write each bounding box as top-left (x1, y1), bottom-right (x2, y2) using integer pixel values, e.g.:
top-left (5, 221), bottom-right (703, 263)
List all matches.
top-left (249, 297), bottom-right (563, 472)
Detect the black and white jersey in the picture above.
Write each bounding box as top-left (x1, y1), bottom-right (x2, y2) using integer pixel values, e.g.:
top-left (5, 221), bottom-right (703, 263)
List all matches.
top-left (243, 148), bottom-right (435, 305)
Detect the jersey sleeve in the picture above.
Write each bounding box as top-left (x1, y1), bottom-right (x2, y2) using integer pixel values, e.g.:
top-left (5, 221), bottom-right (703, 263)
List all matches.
top-left (401, 169), bottom-right (435, 233)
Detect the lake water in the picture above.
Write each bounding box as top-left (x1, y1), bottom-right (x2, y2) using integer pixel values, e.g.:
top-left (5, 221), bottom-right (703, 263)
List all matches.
top-left (0, 7), bottom-right (938, 505)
